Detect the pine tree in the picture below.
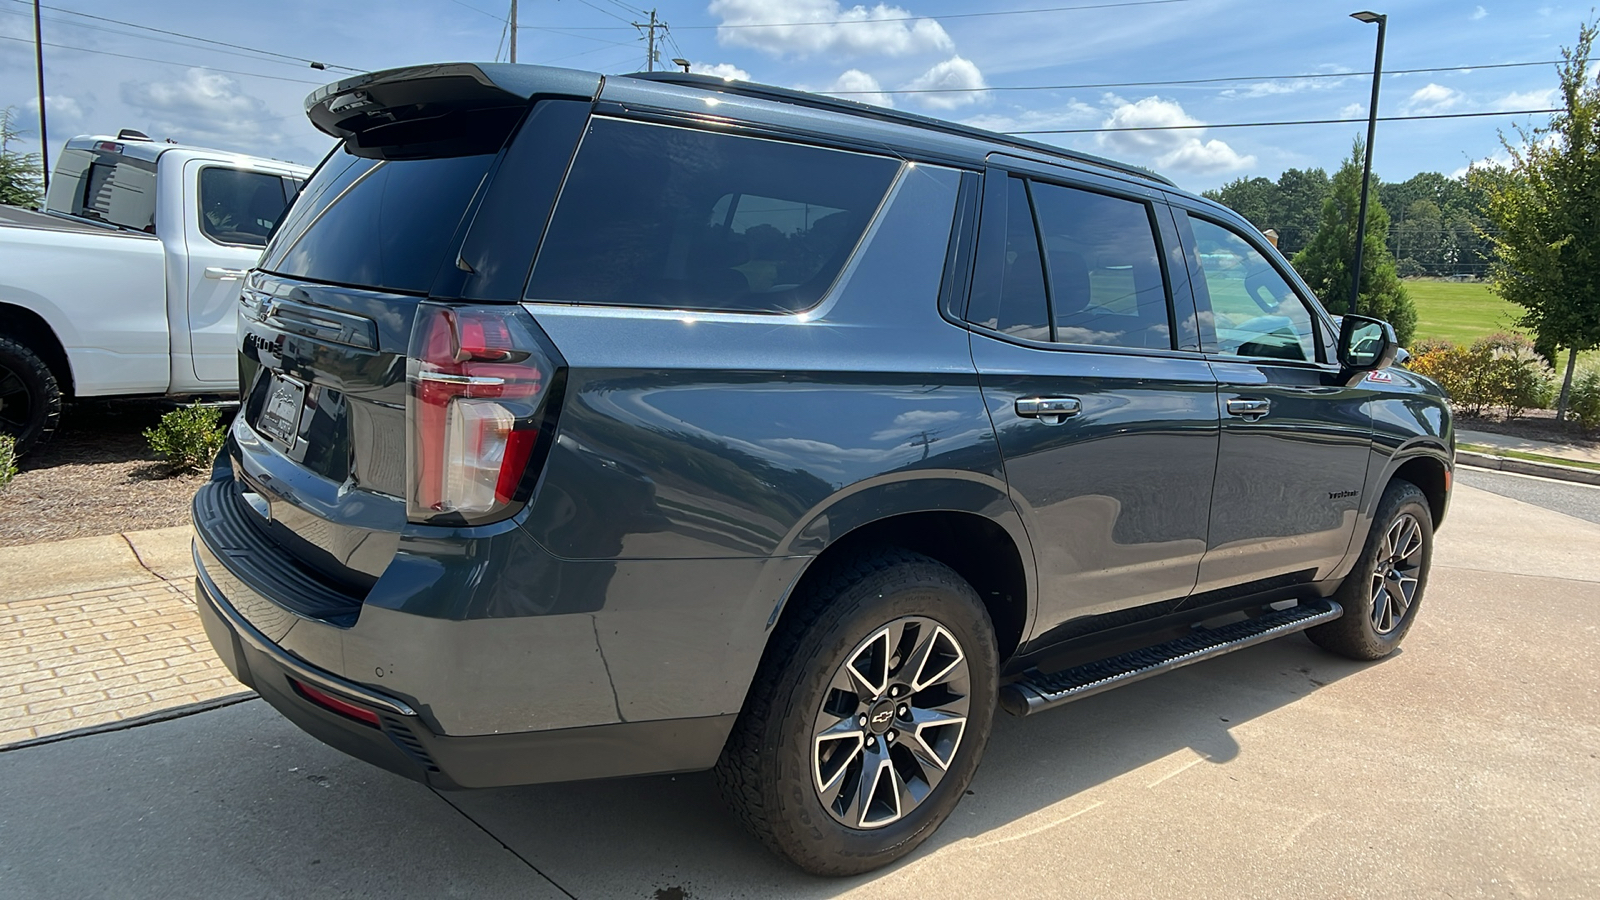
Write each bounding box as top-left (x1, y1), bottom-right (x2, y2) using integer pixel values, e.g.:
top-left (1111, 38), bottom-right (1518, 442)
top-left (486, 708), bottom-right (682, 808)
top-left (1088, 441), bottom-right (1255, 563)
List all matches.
top-left (1291, 141), bottom-right (1416, 344)
top-left (0, 107), bottom-right (46, 210)
top-left (1473, 20), bottom-right (1600, 422)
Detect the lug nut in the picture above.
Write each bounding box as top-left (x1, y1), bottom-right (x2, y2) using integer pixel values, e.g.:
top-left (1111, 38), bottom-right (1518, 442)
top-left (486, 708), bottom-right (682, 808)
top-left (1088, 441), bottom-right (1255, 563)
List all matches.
top-left (886, 731), bottom-right (896, 743)
top-left (858, 715), bottom-right (868, 727)
top-left (889, 685), bottom-right (901, 698)
top-left (899, 705), bottom-right (909, 717)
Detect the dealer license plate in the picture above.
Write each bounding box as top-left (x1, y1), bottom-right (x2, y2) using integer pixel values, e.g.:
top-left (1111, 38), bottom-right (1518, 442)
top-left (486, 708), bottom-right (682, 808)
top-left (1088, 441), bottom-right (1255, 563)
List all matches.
top-left (257, 374), bottom-right (306, 449)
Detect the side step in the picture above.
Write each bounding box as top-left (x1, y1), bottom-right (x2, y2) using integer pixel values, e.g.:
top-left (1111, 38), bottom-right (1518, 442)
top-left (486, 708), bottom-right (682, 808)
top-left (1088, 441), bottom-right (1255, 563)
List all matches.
top-left (999, 601), bottom-right (1343, 717)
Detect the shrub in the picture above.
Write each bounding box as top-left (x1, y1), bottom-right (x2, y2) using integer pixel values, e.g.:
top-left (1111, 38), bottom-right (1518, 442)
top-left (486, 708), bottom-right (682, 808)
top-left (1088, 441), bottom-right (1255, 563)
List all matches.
top-left (144, 405), bottom-right (226, 473)
top-left (0, 433), bottom-right (16, 488)
top-left (1409, 337), bottom-right (1454, 357)
top-left (1568, 368), bottom-right (1600, 430)
top-left (1405, 335), bottom-right (1556, 418)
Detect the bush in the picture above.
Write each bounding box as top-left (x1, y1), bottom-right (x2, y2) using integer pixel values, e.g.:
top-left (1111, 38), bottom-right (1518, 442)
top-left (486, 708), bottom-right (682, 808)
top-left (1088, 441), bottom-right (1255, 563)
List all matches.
top-left (1410, 337), bottom-right (1454, 357)
top-left (1568, 368), bottom-right (1600, 430)
top-left (144, 405), bottom-right (226, 473)
top-left (0, 433), bottom-right (16, 488)
top-left (1403, 334), bottom-right (1555, 418)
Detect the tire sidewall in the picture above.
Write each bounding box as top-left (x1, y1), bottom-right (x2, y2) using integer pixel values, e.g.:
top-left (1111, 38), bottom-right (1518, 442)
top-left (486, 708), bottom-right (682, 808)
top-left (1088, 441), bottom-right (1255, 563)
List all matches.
top-left (764, 565), bottom-right (998, 871)
top-left (0, 338), bottom-right (61, 456)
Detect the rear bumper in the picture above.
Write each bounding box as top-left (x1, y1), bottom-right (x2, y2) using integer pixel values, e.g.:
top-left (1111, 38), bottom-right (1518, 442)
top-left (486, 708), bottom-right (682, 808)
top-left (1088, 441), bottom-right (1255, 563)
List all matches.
top-left (194, 555), bottom-right (735, 790)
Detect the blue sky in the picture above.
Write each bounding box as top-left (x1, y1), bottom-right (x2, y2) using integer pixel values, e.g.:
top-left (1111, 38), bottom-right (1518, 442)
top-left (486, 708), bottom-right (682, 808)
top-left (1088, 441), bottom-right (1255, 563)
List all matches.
top-left (1, 0), bottom-right (1592, 191)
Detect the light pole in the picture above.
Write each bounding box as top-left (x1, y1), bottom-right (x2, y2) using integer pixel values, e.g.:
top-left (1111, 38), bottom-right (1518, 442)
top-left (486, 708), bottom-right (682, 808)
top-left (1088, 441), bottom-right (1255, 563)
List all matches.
top-left (33, 0), bottom-right (48, 193)
top-left (1349, 10), bottom-right (1386, 318)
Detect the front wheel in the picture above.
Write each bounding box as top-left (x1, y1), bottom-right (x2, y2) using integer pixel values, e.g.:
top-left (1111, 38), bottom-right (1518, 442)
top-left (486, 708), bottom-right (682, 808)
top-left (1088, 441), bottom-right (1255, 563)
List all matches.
top-left (715, 549), bottom-right (998, 876)
top-left (1309, 479), bottom-right (1434, 660)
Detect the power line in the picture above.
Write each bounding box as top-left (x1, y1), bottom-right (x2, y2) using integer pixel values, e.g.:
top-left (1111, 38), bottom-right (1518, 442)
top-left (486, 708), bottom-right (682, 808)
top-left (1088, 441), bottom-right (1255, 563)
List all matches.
top-left (822, 58), bottom-right (1590, 97)
top-left (3, 0), bottom-right (361, 72)
top-left (1008, 107), bottom-right (1563, 135)
top-left (0, 33), bottom-right (326, 85)
top-left (523, 0), bottom-right (1195, 31)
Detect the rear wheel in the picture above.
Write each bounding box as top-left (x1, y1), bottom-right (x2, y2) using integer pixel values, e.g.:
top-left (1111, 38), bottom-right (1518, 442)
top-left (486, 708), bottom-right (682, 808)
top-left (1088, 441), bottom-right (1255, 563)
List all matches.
top-left (715, 549), bottom-right (998, 876)
top-left (1309, 479), bottom-right (1433, 660)
top-left (0, 336), bottom-right (61, 457)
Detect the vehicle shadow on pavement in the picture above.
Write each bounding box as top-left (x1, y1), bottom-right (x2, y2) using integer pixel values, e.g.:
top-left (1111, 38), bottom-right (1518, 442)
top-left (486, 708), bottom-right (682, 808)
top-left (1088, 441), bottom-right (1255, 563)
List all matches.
top-left (0, 636), bottom-right (1373, 899)
top-left (437, 635), bottom-right (1373, 898)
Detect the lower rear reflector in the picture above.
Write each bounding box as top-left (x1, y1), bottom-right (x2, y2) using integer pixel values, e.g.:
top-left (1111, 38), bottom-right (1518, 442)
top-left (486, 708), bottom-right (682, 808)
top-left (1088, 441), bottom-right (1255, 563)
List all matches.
top-left (291, 678), bottom-right (381, 728)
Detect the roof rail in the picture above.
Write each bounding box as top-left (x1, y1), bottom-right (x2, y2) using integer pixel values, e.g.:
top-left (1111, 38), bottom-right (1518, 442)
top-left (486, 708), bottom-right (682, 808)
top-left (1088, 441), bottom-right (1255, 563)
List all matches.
top-left (623, 71), bottom-right (1175, 188)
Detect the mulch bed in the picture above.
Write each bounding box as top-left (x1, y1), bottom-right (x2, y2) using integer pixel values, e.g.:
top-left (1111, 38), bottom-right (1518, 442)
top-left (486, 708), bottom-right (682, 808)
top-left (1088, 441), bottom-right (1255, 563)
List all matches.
top-left (1454, 407), bottom-right (1600, 447)
top-left (0, 401), bottom-right (211, 547)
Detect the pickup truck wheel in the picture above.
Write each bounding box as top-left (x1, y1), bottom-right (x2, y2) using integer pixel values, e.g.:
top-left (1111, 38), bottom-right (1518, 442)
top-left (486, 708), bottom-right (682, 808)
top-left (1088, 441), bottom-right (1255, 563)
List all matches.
top-left (1308, 479), bottom-right (1433, 661)
top-left (714, 549), bottom-right (998, 876)
top-left (0, 336), bottom-right (61, 457)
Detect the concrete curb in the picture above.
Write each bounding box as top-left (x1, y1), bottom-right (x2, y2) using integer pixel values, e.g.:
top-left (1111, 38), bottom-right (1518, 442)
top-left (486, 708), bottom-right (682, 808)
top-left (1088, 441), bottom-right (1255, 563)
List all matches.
top-left (0, 692), bottom-right (257, 753)
top-left (0, 525), bottom-right (194, 604)
top-left (1456, 450), bottom-right (1600, 486)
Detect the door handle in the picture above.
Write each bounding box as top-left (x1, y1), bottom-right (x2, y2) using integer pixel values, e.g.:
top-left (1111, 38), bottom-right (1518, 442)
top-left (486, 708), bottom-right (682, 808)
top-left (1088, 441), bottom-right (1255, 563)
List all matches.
top-left (1226, 397), bottom-right (1271, 420)
top-left (204, 266), bottom-right (248, 280)
top-left (1016, 396), bottom-right (1082, 425)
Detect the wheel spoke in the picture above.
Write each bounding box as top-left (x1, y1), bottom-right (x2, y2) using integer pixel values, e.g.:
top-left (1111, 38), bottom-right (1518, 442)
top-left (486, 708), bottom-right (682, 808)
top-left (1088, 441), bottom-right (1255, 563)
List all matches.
top-left (1395, 518), bottom-right (1422, 563)
top-left (909, 626), bottom-right (964, 692)
top-left (909, 706), bottom-right (967, 774)
top-left (854, 738), bottom-right (899, 828)
top-left (845, 628), bottom-right (891, 698)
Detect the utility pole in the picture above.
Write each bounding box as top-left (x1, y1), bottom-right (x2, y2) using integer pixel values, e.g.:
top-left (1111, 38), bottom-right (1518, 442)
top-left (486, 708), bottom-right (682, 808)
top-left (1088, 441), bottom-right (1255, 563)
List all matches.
top-left (508, 0), bottom-right (518, 63)
top-left (632, 9), bottom-right (663, 72)
top-left (32, 0), bottom-right (48, 192)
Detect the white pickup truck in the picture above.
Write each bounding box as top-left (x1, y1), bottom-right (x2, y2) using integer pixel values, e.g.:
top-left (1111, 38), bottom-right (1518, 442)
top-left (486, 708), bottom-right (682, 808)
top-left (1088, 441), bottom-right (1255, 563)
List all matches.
top-left (0, 132), bottom-right (311, 453)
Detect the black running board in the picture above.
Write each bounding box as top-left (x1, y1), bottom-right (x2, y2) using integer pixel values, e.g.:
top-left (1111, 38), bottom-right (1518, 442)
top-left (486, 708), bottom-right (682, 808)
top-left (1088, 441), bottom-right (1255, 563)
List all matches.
top-left (999, 601), bottom-right (1343, 717)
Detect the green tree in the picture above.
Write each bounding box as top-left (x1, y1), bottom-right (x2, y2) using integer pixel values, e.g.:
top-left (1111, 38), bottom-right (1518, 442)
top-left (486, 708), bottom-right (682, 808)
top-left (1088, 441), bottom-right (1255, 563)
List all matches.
top-left (1291, 141), bottom-right (1417, 344)
top-left (1203, 167), bottom-right (1330, 257)
top-left (1472, 20), bottom-right (1600, 422)
top-left (0, 106), bottom-right (45, 210)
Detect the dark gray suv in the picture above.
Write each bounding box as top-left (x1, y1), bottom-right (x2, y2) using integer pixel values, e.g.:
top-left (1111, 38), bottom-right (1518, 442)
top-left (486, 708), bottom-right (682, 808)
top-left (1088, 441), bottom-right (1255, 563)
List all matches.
top-left (192, 63), bottom-right (1453, 876)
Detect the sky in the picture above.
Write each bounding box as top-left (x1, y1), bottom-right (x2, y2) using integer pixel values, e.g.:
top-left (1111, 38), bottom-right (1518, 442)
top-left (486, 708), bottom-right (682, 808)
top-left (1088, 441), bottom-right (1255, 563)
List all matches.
top-left (0, 0), bottom-right (1593, 192)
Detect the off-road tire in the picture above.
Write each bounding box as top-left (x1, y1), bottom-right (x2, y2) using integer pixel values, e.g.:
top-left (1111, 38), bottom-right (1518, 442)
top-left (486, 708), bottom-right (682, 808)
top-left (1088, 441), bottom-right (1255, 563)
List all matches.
top-left (714, 548), bottom-right (998, 876)
top-left (0, 336), bottom-right (62, 457)
top-left (1308, 479), bottom-right (1433, 660)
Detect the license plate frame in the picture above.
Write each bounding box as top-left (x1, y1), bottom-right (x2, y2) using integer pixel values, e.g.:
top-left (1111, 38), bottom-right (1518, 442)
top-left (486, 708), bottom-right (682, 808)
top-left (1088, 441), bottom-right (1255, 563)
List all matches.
top-left (257, 373), bottom-right (306, 449)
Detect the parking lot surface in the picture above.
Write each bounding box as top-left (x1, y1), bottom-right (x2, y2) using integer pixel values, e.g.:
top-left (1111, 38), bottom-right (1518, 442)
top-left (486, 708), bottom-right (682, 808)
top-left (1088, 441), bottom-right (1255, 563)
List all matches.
top-left (1, 479), bottom-right (1597, 899)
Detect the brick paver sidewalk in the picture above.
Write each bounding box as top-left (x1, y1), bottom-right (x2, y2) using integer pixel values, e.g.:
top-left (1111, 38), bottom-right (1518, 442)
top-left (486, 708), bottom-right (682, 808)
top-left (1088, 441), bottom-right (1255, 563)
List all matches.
top-left (0, 529), bottom-right (247, 746)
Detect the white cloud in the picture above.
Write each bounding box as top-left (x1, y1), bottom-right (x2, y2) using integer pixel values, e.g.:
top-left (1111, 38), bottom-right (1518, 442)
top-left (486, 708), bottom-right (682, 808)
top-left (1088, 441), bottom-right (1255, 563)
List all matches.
top-left (963, 102), bottom-right (1099, 134)
top-left (1403, 83), bottom-right (1462, 115)
top-left (1096, 96), bottom-right (1255, 175)
top-left (708, 0), bottom-right (952, 58)
top-left (23, 95), bottom-right (85, 123)
top-left (120, 69), bottom-right (287, 152)
top-left (1339, 102), bottom-right (1365, 119)
top-left (694, 62), bottom-right (752, 81)
top-left (901, 56), bottom-right (987, 109)
top-left (1471, 5), bottom-right (1487, 20)
top-left (1451, 151), bottom-right (1512, 178)
top-left (827, 69), bottom-right (893, 107)
top-left (1492, 87), bottom-right (1557, 111)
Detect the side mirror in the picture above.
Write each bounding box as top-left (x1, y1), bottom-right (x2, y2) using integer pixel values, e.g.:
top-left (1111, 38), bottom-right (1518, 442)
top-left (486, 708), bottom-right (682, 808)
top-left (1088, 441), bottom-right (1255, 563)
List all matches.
top-left (1338, 314), bottom-right (1398, 374)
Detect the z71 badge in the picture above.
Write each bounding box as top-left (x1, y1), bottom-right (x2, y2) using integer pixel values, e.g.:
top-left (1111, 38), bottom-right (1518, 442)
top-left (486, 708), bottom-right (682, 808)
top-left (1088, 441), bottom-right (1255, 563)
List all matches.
top-left (1366, 370), bottom-right (1395, 383)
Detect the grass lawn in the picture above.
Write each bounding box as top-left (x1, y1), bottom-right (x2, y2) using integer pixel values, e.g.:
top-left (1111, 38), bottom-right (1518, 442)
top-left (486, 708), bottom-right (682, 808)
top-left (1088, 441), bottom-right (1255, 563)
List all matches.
top-left (1404, 279), bottom-right (1524, 345)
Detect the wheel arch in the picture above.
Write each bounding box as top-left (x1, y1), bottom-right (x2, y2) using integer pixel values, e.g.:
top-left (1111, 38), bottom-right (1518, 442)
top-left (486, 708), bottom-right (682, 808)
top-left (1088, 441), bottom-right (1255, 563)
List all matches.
top-left (776, 499), bottom-right (1034, 665)
top-left (1384, 446), bottom-right (1452, 528)
top-left (0, 302), bottom-right (75, 397)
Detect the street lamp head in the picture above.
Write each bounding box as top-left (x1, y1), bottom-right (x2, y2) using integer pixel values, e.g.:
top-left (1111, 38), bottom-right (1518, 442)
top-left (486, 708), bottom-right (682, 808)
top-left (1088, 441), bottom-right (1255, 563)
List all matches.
top-left (671, 58), bottom-right (691, 73)
top-left (1351, 10), bottom-right (1385, 24)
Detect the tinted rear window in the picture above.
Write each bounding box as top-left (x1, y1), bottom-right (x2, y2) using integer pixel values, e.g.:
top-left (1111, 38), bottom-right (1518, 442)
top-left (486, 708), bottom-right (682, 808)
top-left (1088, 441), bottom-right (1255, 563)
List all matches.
top-left (525, 119), bottom-right (901, 313)
top-left (198, 167), bottom-right (293, 247)
top-left (260, 148), bottom-right (494, 294)
top-left (46, 147), bottom-right (157, 232)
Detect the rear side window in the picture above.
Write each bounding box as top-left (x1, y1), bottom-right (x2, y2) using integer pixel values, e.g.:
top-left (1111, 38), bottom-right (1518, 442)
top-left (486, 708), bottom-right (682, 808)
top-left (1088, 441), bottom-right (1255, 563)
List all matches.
top-left (525, 119), bottom-right (901, 313)
top-left (1029, 182), bottom-right (1172, 350)
top-left (47, 147), bottom-right (157, 232)
top-left (260, 149), bottom-right (494, 294)
top-left (198, 168), bottom-right (293, 247)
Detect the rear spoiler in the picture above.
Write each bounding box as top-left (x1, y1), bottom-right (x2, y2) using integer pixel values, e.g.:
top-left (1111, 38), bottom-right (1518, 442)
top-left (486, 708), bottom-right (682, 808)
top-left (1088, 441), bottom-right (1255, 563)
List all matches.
top-left (304, 63), bottom-right (603, 159)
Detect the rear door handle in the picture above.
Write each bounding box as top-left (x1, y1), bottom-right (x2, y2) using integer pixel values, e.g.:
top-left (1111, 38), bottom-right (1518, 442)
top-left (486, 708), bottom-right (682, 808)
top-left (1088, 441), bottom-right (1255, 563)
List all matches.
top-left (204, 266), bottom-right (248, 280)
top-left (1015, 396), bottom-right (1082, 425)
top-left (1226, 397), bottom-right (1271, 420)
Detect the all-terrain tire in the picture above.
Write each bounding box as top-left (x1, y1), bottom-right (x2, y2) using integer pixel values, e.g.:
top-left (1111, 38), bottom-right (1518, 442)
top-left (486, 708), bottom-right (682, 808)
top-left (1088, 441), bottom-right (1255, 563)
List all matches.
top-left (0, 336), bottom-right (62, 457)
top-left (1308, 479), bottom-right (1434, 660)
top-left (714, 548), bottom-right (998, 876)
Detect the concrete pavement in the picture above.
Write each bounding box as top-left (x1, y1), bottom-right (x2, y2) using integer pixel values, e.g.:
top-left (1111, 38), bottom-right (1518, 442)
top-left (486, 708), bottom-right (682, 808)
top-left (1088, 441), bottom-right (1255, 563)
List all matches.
top-left (2, 484), bottom-right (1599, 898)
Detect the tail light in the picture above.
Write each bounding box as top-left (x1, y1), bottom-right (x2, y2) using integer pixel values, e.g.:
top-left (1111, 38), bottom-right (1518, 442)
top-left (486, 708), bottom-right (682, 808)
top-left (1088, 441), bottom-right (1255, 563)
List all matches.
top-left (407, 303), bottom-right (562, 525)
